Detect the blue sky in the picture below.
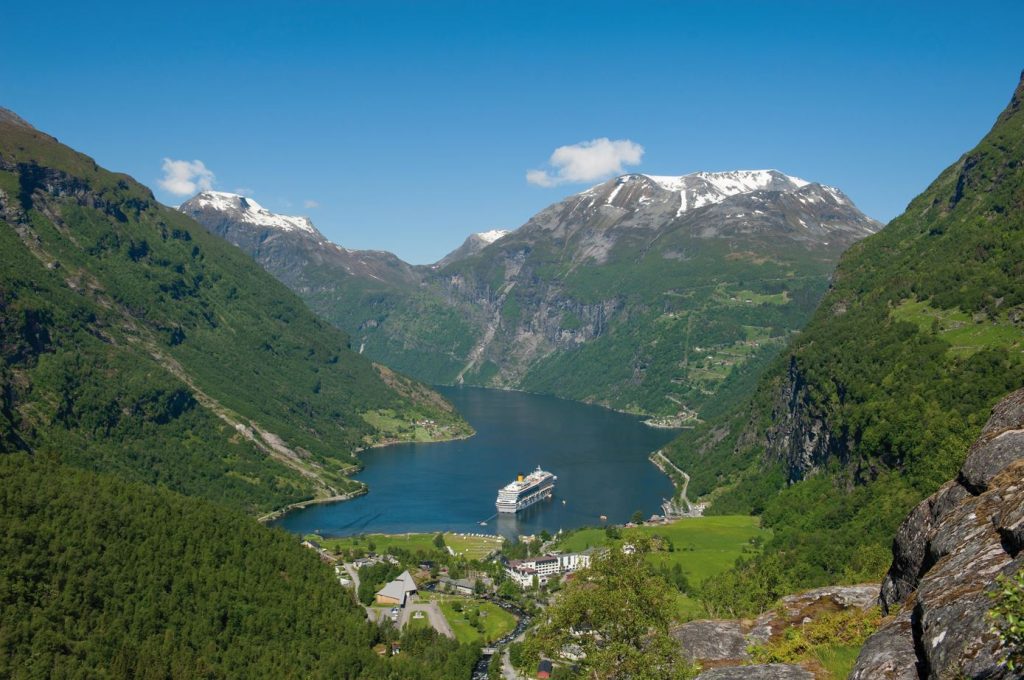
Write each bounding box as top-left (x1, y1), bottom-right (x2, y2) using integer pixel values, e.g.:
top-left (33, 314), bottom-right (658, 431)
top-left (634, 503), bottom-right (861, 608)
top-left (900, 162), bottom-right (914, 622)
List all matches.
top-left (3, 1), bottom-right (1023, 263)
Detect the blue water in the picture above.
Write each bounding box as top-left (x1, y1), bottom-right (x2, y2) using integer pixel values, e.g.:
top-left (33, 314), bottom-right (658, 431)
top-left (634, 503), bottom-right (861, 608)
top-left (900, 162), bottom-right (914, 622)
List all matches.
top-left (271, 386), bottom-right (679, 539)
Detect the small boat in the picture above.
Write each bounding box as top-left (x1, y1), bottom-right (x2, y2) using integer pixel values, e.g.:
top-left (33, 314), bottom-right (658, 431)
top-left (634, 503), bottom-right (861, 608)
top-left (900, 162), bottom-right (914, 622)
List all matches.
top-left (479, 521), bottom-right (488, 526)
top-left (599, 514), bottom-right (608, 521)
top-left (562, 500), bottom-right (567, 505)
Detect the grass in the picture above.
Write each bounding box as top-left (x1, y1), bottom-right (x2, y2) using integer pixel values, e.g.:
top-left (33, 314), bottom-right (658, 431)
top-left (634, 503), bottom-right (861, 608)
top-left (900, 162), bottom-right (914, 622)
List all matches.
top-left (445, 533), bottom-right (503, 559)
top-left (438, 599), bottom-right (517, 644)
top-left (315, 531), bottom-right (502, 559)
top-left (812, 644), bottom-right (864, 679)
top-left (891, 299), bottom-right (1024, 357)
top-left (717, 288), bottom-right (790, 306)
top-left (556, 515), bottom-right (767, 585)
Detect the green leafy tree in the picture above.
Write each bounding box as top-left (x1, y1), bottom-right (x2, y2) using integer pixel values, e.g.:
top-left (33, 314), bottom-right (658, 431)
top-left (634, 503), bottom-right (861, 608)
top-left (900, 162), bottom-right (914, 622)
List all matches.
top-left (434, 532), bottom-right (447, 549)
top-left (526, 539), bottom-right (699, 679)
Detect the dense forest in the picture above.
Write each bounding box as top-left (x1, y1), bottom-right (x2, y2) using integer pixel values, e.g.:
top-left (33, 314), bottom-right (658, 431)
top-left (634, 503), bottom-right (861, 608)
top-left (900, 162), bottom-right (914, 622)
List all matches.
top-left (667, 72), bottom-right (1024, 595)
top-left (0, 455), bottom-right (477, 678)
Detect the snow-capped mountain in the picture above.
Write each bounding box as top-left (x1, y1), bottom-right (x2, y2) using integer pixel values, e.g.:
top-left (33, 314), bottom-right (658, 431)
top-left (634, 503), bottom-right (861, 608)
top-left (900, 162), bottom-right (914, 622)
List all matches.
top-left (185, 191), bottom-right (321, 237)
top-left (182, 171), bottom-right (881, 418)
top-left (180, 191), bottom-right (419, 293)
top-left (476, 229), bottom-right (510, 243)
top-left (510, 170), bottom-right (879, 265)
top-left (435, 228), bottom-right (511, 267)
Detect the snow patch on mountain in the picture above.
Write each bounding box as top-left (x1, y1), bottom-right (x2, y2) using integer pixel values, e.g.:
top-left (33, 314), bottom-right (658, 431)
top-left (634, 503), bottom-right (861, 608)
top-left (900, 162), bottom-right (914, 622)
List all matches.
top-left (476, 229), bottom-right (510, 244)
top-left (191, 191), bottom-right (318, 235)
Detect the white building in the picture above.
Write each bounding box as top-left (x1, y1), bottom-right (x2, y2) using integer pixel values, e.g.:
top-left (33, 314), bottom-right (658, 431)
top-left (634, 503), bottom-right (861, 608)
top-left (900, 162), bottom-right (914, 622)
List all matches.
top-left (505, 552), bottom-right (591, 588)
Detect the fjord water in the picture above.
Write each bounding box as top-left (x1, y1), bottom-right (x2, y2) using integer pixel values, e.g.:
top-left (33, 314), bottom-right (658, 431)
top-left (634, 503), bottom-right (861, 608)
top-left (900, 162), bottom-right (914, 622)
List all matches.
top-left (273, 386), bottom-right (678, 539)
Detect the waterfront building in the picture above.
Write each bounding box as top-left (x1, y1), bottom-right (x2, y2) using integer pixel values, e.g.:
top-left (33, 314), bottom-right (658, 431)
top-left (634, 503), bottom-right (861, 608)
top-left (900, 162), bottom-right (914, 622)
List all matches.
top-left (505, 551), bottom-right (592, 587)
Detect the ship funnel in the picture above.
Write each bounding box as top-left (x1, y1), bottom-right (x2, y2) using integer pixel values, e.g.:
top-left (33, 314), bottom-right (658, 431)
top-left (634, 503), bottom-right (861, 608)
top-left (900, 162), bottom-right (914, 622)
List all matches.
top-left (517, 473), bottom-right (524, 482)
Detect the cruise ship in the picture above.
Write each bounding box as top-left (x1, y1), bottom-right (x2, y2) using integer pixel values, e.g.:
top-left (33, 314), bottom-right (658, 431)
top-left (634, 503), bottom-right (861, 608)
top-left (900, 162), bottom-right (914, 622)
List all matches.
top-left (496, 467), bottom-right (556, 513)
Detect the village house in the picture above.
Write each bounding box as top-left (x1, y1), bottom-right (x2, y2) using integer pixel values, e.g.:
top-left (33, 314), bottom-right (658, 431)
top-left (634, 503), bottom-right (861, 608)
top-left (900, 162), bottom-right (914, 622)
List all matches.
top-left (374, 570), bottom-right (418, 607)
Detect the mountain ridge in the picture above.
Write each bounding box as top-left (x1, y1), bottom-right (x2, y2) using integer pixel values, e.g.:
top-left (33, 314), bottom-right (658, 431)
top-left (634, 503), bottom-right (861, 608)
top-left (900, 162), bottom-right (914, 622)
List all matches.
top-left (186, 168), bottom-right (879, 417)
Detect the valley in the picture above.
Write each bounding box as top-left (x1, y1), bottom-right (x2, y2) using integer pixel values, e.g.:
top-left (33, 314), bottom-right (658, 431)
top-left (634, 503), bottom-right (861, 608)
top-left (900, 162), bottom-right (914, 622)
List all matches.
top-left (3, 6), bottom-right (1024, 677)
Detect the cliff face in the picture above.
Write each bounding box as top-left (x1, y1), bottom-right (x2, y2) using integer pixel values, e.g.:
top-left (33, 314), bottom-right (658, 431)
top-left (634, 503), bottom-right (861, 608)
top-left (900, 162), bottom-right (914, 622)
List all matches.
top-left (852, 387), bottom-right (1024, 679)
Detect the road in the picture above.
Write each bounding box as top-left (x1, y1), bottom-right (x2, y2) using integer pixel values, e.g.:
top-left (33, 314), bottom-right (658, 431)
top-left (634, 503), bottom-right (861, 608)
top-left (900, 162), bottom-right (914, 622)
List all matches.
top-left (402, 599), bottom-right (455, 639)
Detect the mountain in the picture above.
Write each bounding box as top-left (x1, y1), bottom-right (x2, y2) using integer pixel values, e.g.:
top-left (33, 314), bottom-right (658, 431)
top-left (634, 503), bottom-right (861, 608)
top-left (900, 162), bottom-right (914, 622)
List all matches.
top-left (435, 228), bottom-right (511, 267)
top-left (180, 191), bottom-right (421, 291)
top-left (0, 108), bottom-right (470, 516)
top-left (187, 170), bottom-right (879, 417)
top-left (666, 72), bottom-right (1024, 587)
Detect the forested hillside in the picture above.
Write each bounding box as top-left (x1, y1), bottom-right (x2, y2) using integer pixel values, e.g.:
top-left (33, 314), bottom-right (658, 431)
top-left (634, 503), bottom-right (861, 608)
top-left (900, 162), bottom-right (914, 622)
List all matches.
top-left (0, 108), bottom-right (469, 515)
top-left (0, 454), bottom-right (477, 678)
top-left (668, 71), bottom-right (1024, 592)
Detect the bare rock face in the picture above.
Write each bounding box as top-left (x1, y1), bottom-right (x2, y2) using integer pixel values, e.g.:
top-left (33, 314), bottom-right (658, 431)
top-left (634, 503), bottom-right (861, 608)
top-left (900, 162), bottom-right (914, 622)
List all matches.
top-left (854, 387), bottom-right (1024, 679)
top-left (848, 610), bottom-right (920, 679)
top-left (671, 620), bottom-right (750, 666)
top-left (695, 664), bottom-right (813, 680)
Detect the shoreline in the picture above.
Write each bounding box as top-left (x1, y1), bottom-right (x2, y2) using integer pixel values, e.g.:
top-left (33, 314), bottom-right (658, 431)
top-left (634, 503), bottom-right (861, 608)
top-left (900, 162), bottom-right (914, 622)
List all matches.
top-left (260, 428), bottom-right (476, 525)
top-left (258, 486), bottom-right (369, 524)
top-left (443, 382), bottom-right (686, 428)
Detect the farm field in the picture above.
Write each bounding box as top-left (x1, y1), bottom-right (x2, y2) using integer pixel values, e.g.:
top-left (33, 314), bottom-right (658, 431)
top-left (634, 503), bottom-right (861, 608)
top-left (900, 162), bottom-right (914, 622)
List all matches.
top-left (555, 515), bottom-right (767, 584)
top-left (315, 532), bottom-right (502, 559)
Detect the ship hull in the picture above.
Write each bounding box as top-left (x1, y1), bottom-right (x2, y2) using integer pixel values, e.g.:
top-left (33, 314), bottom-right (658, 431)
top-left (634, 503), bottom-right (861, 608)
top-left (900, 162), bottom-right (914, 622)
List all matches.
top-left (495, 483), bottom-right (554, 513)
top-left (495, 468), bottom-right (556, 514)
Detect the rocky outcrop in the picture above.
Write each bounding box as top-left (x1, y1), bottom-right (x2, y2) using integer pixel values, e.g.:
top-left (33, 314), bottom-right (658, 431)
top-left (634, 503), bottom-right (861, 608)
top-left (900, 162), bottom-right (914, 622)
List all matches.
top-left (673, 584), bottom-right (878, 675)
top-left (852, 387), bottom-right (1024, 678)
top-left (696, 665), bottom-right (813, 680)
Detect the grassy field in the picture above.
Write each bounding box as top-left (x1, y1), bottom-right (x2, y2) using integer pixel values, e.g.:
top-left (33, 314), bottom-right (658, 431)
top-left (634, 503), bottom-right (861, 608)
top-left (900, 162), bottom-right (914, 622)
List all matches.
top-left (314, 532), bottom-right (502, 559)
top-left (445, 533), bottom-right (503, 559)
top-left (556, 515), bottom-right (767, 584)
top-left (438, 599), bottom-right (517, 644)
top-left (891, 299), bottom-right (1024, 357)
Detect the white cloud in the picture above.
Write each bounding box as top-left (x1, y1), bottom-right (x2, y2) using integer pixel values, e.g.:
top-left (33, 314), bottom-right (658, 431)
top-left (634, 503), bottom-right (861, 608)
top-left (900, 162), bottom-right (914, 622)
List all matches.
top-left (158, 158), bottom-right (215, 196)
top-left (234, 186), bottom-right (254, 196)
top-left (304, 199), bottom-right (320, 209)
top-left (526, 138), bottom-right (644, 187)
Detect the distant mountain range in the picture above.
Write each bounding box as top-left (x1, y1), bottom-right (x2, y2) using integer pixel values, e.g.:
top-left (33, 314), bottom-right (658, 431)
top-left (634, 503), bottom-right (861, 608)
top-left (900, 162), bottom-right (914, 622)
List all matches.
top-left (184, 169), bottom-right (879, 417)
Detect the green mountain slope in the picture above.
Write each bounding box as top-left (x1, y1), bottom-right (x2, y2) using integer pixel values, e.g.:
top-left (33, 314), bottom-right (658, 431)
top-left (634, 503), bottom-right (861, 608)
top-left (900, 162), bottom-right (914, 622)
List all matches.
top-left (186, 172), bottom-right (879, 419)
top-left (0, 109), bottom-right (470, 515)
top-left (0, 454), bottom-right (477, 678)
top-left (667, 71), bottom-right (1024, 588)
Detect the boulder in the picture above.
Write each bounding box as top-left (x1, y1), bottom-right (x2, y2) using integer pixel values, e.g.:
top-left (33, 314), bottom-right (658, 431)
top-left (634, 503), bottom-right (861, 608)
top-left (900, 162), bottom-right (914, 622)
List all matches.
top-left (695, 664), bottom-right (813, 680)
top-left (854, 387), bottom-right (1024, 678)
top-left (671, 620), bottom-right (749, 665)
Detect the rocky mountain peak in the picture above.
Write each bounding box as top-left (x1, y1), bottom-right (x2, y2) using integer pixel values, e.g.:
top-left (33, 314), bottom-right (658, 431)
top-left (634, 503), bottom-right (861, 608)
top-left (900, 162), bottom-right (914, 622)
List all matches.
top-left (434, 229), bottom-right (511, 267)
top-left (182, 191), bottom-right (321, 238)
top-left (475, 229), bottom-right (510, 244)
